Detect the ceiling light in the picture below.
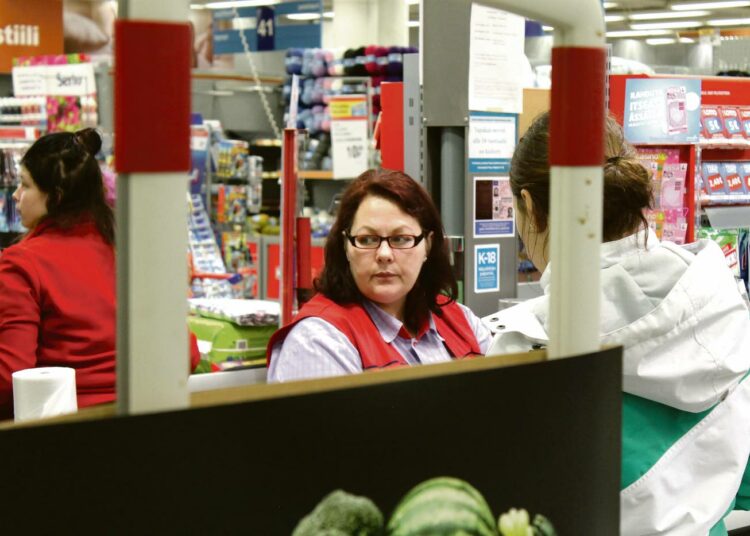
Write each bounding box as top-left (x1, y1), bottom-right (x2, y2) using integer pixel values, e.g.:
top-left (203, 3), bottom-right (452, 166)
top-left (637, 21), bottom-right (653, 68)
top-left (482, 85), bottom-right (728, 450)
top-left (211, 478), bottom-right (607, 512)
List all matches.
top-left (630, 20), bottom-right (704, 29)
top-left (646, 37), bottom-right (677, 44)
top-left (286, 13), bottom-right (321, 20)
top-left (605, 15), bottom-right (626, 22)
top-left (671, 1), bottom-right (750, 10)
top-left (543, 25), bottom-right (554, 31)
top-left (707, 17), bottom-right (750, 24)
top-left (603, 2), bottom-right (618, 7)
top-left (606, 29), bottom-right (673, 37)
top-left (205, 0), bottom-right (279, 8)
top-left (629, 10), bottom-right (709, 19)
top-left (406, 0), bottom-right (419, 4)
top-left (679, 36), bottom-right (696, 42)
top-left (408, 20), bottom-right (420, 27)
top-left (323, 11), bottom-right (334, 18)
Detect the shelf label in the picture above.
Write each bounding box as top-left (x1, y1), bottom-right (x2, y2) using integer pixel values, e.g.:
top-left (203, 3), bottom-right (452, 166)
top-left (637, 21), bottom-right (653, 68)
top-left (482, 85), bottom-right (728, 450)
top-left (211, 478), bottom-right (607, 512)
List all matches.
top-left (330, 95), bottom-right (368, 180)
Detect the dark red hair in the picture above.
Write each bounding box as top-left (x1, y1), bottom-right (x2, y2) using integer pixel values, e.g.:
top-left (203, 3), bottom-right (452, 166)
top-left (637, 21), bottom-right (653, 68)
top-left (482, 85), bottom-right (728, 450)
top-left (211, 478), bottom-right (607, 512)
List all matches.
top-left (315, 168), bottom-right (457, 332)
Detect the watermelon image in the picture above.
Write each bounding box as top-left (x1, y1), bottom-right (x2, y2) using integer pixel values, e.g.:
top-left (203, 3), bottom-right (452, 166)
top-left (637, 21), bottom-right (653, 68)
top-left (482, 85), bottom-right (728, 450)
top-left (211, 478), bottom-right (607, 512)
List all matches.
top-left (386, 477), bottom-right (498, 536)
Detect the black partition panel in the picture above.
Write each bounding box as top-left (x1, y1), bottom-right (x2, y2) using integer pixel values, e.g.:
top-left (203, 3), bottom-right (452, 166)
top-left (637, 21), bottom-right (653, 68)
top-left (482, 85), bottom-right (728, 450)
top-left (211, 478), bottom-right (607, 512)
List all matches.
top-left (0, 348), bottom-right (622, 534)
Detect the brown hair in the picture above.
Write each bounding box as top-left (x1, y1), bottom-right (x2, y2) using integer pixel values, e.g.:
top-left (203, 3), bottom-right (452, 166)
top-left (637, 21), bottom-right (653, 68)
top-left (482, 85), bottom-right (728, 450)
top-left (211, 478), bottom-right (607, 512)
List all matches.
top-left (21, 128), bottom-right (114, 244)
top-left (315, 168), bottom-right (457, 333)
top-left (510, 112), bottom-right (653, 243)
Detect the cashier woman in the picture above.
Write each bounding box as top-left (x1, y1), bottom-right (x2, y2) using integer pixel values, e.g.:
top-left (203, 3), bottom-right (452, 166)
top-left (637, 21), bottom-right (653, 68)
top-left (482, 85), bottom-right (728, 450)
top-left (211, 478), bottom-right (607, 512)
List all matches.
top-left (267, 169), bottom-right (491, 382)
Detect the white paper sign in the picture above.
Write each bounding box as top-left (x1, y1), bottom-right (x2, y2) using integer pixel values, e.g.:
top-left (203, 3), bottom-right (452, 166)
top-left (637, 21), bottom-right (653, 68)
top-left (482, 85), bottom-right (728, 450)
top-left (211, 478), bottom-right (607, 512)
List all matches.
top-left (468, 3), bottom-right (524, 113)
top-left (331, 120), bottom-right (368, 179)
top-left (330, 95), bottom-right (369, 180)
top-left (12, 63), bottom-right (97, 97)
top-left (468, 112), bottom-right (516, 168)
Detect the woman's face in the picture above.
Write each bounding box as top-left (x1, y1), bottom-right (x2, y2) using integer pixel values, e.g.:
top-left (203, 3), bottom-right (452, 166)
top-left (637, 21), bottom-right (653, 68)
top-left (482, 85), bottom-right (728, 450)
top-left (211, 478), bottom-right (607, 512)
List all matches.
top-left (346, 195), bottom-right (431, 320)
top-left (13, 167), bottom-right (48, 230)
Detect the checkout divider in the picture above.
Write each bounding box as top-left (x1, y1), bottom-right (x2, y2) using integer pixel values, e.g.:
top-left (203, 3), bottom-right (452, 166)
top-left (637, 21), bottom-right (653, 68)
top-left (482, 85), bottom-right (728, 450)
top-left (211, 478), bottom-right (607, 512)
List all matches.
top-left (0, 347), bottom-right (622, 534)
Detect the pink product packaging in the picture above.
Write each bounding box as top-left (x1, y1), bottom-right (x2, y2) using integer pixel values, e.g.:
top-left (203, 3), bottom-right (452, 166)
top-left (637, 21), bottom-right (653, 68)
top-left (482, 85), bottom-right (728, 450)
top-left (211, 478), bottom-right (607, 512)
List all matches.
top-left (660, 163), bottom-right (687, 209)
top-left (740, 107), bottom-right (750, 139)
top-left (701, 106), bottom-right (724, 139)
top-left (702, 162), bottom-right (727, 195)
top-left (666, 86), bottom-right (688, 135)
top-left (721, 162), bottom-right (747, 194)
top-left (720, 107), bottom-right (744, 139)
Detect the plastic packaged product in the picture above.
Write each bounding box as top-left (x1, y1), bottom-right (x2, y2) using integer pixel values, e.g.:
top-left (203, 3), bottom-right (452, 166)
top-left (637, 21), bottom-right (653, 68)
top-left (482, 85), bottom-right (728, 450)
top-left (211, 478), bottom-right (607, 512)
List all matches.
top-left (702, 162), bottom-right (727, 195)
top-left (698, 227), bottom-right (741, 277)
top-left (660, 163), bottom-right (687, 209)
top-left (740, 163), bottom-right (750, 192)
top-left (721, 162), bottom-right (746, 195)
top-left (701, 106), bottom-right (724, 140)
top-left (666, 86), bottom-right (688, 135)
top-left (739, 107), bottom-right (750, 140)
top-left (720, 107), bottom-right (744, 139)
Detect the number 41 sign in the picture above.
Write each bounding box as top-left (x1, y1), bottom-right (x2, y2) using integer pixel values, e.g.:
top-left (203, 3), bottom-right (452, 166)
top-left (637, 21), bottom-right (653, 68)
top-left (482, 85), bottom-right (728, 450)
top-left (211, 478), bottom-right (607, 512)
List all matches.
top-left (330, 95), bottom-right (369, 179)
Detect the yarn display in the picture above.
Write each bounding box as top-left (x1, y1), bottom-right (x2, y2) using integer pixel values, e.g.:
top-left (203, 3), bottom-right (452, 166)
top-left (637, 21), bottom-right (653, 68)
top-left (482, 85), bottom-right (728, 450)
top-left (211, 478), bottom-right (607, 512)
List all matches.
top-left (283, 45), bottom-right (417, 171)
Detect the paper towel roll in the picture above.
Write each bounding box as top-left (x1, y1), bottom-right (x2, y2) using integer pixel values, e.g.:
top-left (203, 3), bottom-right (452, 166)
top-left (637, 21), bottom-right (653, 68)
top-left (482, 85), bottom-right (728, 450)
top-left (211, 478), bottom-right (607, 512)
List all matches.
top-left (12, 367), bottom-right (78, 422)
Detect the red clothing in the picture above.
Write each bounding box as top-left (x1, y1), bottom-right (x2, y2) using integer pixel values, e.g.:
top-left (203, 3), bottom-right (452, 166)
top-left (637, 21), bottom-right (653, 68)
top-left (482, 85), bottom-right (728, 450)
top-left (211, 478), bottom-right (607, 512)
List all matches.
top-left (0, 220), bottom-right (116, 419)
top-left (267, 293), bottom-right (481, 369)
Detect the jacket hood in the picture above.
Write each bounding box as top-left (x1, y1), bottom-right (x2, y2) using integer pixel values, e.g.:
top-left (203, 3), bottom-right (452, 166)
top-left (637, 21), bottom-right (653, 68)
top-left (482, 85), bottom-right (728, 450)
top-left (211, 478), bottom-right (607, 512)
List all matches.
top-left (602, 237), bottom-right (750, 412)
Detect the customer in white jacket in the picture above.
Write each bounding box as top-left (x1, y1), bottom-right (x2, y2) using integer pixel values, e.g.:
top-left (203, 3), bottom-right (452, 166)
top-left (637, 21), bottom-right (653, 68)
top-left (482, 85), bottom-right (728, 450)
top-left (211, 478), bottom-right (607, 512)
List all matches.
top-left (486, 112), bottom-right (750, 536)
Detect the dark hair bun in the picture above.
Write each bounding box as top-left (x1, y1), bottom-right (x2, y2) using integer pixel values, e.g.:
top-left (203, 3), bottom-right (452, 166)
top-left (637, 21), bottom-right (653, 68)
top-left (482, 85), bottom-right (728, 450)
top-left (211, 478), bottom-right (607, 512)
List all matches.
top-left (75, 128), bottom-right (102, 156)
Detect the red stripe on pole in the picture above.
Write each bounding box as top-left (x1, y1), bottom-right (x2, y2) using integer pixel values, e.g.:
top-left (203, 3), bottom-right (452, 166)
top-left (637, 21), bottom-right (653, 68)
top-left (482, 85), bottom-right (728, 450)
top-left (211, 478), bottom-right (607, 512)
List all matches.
top-left (114, 20), bottom-right (191, 172)
top-left (550, 47), bottom-right (607, 167)
top-left (296, 217), bottom-right (312, 290)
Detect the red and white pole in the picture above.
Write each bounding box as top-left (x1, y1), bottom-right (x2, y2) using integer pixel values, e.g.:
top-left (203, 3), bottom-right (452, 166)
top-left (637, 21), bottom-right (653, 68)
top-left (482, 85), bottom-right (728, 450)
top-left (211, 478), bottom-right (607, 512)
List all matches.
top-left (114, 0), bottom-right (192, 413)
top-left (492, 0), bottom-right (607, 358)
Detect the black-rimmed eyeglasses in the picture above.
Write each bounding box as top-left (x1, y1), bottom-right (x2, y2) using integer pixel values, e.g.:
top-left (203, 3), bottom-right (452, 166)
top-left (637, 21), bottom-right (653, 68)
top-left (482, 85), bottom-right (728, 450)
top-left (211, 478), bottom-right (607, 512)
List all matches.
top-left (344, 232), bottom-right (426, 250)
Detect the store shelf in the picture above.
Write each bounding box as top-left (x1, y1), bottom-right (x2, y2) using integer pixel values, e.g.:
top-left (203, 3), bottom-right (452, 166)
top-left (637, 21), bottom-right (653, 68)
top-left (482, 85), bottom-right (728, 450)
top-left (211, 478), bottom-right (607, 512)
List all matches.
top-left (698, 139), bottom-right (750, 150)
top-left (262, 171), bottom-right (280, 180)
top-left (704, 205), bottom-right (750, 229)
top-left (0, 126), bottom-right (41, 141)
top-left (701, 194), bottom-right (750, 206)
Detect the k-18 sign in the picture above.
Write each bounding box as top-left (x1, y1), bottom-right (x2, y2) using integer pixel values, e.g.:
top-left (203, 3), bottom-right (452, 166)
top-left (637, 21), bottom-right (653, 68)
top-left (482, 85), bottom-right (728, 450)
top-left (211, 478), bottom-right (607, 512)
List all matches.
top-left (475, 243), bottom-right (500, 293)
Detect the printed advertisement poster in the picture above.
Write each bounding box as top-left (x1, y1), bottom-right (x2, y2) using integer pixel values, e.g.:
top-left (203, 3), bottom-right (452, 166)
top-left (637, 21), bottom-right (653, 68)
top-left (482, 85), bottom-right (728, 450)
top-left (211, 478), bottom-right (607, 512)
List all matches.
top-left (468, 3), bottom-right (524, 113)
top-left (468, 112), bottom-right (516, 173)
top-left (474, 177), bottom-right (514, 237)
top-left (624, 78), bottom-right (701, 144)
top-left (475, 243), bottom-right (500, 293)
top-left (330, 94), bottom-right (368, 179)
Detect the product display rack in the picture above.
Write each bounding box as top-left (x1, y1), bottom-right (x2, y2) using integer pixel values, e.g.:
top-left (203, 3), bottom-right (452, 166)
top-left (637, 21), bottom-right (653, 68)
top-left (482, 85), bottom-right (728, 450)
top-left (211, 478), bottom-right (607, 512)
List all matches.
top-left (610, 74), bottom-right (750, 243)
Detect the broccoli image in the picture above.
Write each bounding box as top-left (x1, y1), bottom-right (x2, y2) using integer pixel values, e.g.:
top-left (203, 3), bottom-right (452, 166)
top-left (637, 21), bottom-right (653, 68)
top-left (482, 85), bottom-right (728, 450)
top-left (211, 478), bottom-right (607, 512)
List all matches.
top-left (292, 489), bottom-right (385, 536)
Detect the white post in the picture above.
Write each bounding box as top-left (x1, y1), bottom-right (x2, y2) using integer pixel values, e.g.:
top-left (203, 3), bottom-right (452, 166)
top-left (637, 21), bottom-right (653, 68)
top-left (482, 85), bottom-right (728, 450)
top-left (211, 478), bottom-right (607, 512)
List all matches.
top-left (489, 0), bottom-right (607, 358)
top-left (116, 0), bottom-right (192, 414)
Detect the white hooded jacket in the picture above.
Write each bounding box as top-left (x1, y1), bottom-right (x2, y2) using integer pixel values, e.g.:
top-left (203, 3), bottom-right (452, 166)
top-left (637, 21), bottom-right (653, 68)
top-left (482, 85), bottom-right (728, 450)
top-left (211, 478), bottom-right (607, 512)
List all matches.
top-left (484, 229), bottom-right (750, 535)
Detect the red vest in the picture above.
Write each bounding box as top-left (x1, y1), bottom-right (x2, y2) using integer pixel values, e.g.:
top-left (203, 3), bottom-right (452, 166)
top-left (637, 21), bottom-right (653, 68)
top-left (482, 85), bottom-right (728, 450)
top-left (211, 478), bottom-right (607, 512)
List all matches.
top-left (266, 294), bottom-right (482, 370)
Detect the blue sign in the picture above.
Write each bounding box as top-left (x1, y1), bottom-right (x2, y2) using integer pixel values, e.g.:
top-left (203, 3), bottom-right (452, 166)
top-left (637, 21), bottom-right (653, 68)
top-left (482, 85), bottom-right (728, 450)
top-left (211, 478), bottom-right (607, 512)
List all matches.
top-left (213, 0), bottom-right (322, 54)
top-left (624, 78), bottom-right (701, 144)
top-left (256, 6), bottom-right (276, 51)
top-left (474, 244), bottom-right (500, 294)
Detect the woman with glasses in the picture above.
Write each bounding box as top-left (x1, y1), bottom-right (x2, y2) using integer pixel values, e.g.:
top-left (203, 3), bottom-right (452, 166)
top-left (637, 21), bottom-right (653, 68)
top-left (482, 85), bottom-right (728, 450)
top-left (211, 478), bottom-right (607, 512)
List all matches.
top-left (267, 169), bottom-right (491, 382)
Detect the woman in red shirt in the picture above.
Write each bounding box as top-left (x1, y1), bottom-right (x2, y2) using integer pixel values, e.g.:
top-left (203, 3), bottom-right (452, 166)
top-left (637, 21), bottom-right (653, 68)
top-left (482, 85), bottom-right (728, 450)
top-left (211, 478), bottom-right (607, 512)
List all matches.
top-left (0, 128), bottom-right (116, 419)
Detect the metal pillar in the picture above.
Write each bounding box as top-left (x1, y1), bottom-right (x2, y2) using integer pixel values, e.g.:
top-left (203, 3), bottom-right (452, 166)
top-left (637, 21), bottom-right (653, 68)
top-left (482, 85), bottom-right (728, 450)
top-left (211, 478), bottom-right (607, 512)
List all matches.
top-left (440, 127), bottom-right (465, 236)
